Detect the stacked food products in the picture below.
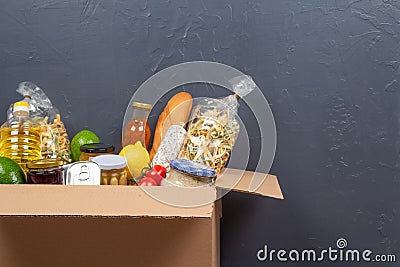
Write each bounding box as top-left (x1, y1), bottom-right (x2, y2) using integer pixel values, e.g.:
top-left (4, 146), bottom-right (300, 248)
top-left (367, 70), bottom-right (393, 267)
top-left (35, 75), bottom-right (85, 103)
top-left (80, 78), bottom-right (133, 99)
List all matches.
top-left (0, 75), bottom-right (255, 187)
top-left (5, 82), bottom-right (72, 162)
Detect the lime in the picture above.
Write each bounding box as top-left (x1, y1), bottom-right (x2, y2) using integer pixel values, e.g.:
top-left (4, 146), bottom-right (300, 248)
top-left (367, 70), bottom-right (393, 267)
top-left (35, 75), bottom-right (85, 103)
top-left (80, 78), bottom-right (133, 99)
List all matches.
top-left (0, 157), bottom-right (26, 184)
top-left (71, 130), bottom-right (100, 161)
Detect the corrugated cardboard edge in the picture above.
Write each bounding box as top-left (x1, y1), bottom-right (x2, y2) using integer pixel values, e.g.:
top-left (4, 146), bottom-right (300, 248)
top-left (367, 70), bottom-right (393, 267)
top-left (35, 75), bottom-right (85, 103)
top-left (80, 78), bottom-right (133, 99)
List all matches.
top-left (215, 168), bottom-right (284, 199)
top-left (0, 185), bottom-right (215, 218)
top-left (0, 169), bottom-right (282, 218)
top-left (212, 199), bottom-right (222, 267)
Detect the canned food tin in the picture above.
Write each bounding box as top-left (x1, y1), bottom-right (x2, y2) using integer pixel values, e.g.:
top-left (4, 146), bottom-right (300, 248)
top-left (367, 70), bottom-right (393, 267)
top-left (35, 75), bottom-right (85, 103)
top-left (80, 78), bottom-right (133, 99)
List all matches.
top-left (64, 161), bottom-right (101, 185)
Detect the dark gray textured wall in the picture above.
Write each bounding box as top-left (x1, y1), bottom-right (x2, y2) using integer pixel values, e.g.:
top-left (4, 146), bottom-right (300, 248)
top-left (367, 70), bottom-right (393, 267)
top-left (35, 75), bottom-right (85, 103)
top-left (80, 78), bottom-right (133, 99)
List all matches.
top-left (1, 0), bottom-right (399, 266)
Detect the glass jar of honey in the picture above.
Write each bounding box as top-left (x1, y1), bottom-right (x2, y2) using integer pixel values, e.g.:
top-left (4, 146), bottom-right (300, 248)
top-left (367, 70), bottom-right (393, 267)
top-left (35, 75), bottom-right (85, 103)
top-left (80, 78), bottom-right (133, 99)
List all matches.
top-left (92, 155), bottom-right (128, 185)
top-left (26, 159), bottom-right (64, 184)
top-left (79, 143), bottom-right (115, 161)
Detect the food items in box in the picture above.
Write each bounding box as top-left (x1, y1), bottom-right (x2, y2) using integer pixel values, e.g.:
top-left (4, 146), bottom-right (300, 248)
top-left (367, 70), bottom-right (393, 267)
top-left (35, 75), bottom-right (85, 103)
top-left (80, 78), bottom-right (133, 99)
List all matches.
top-left (8, 82), bottom-right (71, 162)
top-left (92, 155), bottom-right (128, 185)
top-left (119, 141), bottom-right (150, 178)
top-left (0, 157), bottom-right (26, 184)
top-left (79, 143), bottom-right (115, 161)
top-left (151, 125), bottom-right (186, 170)
top-left (0, 102), bottom-right (42, 173)
top-left (163, 158), bottom-right (215, 188)
top-left (26, 159), bottom-right (64, 184)
top-left (122, 102), bottom-right (152, 149)
top-left (64, 161), bottom-right (101, 185)
top-left (71, 130), bottom-right (100, 161)
top-left (149, 92), bottom-right (193, 160)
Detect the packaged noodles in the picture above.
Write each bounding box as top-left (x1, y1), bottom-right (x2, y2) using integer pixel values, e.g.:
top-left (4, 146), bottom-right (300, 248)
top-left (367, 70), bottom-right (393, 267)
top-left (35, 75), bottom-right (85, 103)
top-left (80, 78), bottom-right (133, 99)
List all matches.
top-left (178, 75), bottom-right (255, 173)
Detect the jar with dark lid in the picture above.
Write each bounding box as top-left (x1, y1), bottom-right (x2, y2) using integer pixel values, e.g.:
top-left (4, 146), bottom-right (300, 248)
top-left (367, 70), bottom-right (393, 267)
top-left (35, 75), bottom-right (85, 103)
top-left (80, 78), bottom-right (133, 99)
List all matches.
top-left (79, 143), bottom-right (115, 161)
top-left (162, 158), bottom-right (216, 187)
top-left (27, 159), bottom-right (64, 184)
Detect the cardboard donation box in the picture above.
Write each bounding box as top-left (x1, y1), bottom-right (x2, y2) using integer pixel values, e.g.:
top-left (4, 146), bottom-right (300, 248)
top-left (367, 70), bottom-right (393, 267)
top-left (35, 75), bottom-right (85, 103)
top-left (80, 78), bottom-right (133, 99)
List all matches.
top-left (0, 168), bottom-right (283, 267)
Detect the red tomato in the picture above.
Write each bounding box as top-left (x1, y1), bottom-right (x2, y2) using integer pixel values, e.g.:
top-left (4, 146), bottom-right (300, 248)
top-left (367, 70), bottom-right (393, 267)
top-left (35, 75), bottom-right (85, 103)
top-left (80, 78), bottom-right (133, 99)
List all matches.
top-left (138, 177), bottom-right (157, 186)
top-left (153, 165), bottom-right (167, 178)
top-left (145, 169), bottom-right (164, 185)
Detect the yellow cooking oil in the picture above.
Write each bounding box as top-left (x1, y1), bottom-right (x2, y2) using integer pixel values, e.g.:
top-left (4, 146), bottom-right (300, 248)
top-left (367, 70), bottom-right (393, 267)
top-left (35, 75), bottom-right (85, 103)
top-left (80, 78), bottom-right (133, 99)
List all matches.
top-left (0, 102), bottom-right (42, 173)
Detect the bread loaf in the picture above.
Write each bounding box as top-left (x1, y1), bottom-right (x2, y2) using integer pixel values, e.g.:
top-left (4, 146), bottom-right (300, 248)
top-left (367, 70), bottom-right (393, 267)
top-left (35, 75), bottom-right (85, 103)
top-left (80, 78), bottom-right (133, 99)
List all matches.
top-left (149, 92), bottom-right (192, 160)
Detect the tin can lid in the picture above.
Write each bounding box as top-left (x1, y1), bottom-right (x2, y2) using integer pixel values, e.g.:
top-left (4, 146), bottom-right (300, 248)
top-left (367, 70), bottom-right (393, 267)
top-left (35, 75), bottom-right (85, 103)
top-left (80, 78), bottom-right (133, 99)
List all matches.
top-left (80, 143), bottom-right (115, 153)
top-left (91, 155), bottom-right (127, 170)
top-left (170, 158), bottom-right (216, 178)
top-left (65, 161), bottom-right (101, 185)
top-left (27, 159), bottom-right (64, 169)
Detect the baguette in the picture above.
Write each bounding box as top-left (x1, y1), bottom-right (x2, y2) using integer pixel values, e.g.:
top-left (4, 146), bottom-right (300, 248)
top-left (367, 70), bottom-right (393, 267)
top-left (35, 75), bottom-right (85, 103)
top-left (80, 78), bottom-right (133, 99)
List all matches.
top-left (149, 92), bottom-right (192, 160)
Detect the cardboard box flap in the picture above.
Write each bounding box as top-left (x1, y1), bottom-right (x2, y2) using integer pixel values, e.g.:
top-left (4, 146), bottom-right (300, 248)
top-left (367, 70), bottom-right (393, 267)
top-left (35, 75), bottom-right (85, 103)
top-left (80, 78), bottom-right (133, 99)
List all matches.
top-left (0, 185), bottom-right (216, 218)
top-left (215, 169), bottom-right (283, 199)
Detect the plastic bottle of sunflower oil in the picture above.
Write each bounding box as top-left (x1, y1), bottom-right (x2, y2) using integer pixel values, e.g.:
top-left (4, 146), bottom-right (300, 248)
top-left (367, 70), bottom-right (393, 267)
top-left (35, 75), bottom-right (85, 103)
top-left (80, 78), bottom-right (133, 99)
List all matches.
top-left (0, 102), bottom-right (41, 173)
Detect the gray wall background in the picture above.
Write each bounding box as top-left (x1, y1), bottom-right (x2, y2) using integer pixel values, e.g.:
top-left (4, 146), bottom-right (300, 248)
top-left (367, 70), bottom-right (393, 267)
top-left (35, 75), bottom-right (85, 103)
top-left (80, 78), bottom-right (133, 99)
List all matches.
top-left (1, 0), bottom-right (399, 266)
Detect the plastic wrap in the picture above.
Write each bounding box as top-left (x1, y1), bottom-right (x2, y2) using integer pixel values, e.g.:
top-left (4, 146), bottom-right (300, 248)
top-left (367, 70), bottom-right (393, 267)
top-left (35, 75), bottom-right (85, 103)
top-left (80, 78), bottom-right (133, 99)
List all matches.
top-left (151, 125), bottom-right (187, 170)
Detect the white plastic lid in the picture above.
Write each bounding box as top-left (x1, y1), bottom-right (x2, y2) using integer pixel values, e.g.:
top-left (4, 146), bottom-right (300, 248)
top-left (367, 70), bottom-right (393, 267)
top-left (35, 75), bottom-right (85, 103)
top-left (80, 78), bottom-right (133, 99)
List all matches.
top-left (91, 155), bottom-right (127, 170)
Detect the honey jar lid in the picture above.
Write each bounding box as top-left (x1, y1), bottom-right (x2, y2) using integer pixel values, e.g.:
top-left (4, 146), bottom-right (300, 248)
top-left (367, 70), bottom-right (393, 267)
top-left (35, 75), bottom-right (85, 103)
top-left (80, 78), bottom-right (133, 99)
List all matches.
top-left (91, 155), bottom-right (127, 170)
top-left (80, 143), bottom-right (115, 153)
top-left (27, 159), bottom-right (64, 169)
top-left (170, 158), bottom-right (216, 178)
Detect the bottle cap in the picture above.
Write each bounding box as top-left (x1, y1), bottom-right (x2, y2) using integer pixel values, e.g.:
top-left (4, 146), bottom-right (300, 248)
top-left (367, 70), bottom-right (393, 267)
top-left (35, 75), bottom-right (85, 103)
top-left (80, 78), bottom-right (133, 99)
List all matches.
top-left (13, 101), bottom-right (29, 113)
